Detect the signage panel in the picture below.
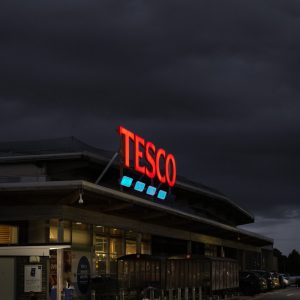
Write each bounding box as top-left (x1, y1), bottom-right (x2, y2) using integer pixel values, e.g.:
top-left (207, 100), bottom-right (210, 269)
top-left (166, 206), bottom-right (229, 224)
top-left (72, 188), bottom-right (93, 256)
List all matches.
top-left (77, 256), bottom-right (90, 294)
top-left (24, 265), bottom-right (42, 293)
top-left (118, 126), bottom-right (177, 187)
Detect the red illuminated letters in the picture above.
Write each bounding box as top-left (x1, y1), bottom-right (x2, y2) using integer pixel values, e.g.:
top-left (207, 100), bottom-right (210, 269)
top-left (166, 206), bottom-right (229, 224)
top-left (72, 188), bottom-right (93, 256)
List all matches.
top-left (118, 126), bottom-right (134, 168)
top-left (118, 126), bottom-right (177, 187)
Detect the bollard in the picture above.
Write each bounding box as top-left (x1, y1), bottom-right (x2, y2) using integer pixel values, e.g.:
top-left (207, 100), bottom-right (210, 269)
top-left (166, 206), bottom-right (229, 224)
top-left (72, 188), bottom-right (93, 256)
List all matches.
top-left (120, 289), bottom-right (125, 300)
top-left (91, 289), bottom-right (96, 300)
top-left (169, 289), bottom-right (173, 300)
top-left (184, 288), bottom-right (188, 300)
top-left (161, 289), bottom-right (165, 300)
top-left (177, 288), bottom-right (181, 300)
top-left (150, 288), bottom-right (155, 300)
top-left (192, 287), bottom-right (195, 300)
top-left (198, 287), bottom-right (202, 300)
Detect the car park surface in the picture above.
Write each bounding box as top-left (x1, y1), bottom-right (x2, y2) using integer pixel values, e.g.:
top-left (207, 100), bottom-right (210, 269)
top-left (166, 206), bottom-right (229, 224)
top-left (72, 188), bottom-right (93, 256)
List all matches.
top-left (240, 286), bottom-right (300, 300)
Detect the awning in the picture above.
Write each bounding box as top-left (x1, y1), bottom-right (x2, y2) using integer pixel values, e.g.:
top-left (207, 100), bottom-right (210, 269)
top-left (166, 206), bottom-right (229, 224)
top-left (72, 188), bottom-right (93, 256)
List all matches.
top-left (0, 180), bottom-right (273, 247)
top-left (0, 244), bottom-right (71, 256)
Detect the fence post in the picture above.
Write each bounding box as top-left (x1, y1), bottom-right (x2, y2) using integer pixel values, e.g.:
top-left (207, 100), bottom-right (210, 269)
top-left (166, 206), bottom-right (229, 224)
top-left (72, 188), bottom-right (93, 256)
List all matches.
top-left (184, 288), bottom-right (188, 300)
top-left (177, 288), bottom-right (181, 300)
top-left (120, 289), bottom-right (125, 300)
top-left (169, 289), bottom-right (173, 300)
top-left (198, 287), bottom-right (202, 300)
top-left (91, 289), bottom-right (96, 300)
top-left (150, 288), bottom-right (155, 300)
top-left (161, 289), bottom-right (165, 300)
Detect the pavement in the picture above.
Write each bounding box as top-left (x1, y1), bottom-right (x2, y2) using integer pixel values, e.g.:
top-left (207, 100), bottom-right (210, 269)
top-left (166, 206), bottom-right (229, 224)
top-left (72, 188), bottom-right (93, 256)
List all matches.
top-left (238, 286), bottom-right (300, 300)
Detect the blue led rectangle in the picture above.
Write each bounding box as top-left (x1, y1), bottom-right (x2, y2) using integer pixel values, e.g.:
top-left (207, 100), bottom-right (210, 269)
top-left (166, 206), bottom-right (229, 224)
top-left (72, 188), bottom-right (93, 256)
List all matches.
top-left (134, 181), bottom-right (145, 192)
top-left (120, 176), bottom-right (133, 187)
top-left (146, 186), bottom-right (157, 196)
top-left (157, 190), bottom-right (167, 200)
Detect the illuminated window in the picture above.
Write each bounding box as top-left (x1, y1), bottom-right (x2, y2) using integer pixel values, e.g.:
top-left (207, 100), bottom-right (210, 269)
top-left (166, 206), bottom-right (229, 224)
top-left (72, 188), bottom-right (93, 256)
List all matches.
top-left (142, 233), bottom-right (151, 254)
top-left (141, 241), bottom-right (151, 254)
top-left (49, 219), bottom-right (71, 243)
top-left (94, 226), bottom-right (124, 275)
top-left (125, 230), bottom-right (137, 255)
top-left (0, 225), bottom-right (18, 244)
top-left (126, 240), bottom-right (136, 255)
top-left (72, 222), bottom-right (90, 246)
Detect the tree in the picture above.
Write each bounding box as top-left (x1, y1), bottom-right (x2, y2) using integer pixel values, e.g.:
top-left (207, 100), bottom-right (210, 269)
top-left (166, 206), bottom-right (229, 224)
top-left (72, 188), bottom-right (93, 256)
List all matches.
top-left (286, 249), bottom-right (300, 275)
top-left (273, 248), bottom-right (287, 273)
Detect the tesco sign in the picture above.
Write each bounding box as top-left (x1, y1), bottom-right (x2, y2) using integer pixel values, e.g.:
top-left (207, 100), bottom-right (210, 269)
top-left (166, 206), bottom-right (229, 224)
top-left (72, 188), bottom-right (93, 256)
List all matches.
top-left (118, 126), bottom-right (177, 187)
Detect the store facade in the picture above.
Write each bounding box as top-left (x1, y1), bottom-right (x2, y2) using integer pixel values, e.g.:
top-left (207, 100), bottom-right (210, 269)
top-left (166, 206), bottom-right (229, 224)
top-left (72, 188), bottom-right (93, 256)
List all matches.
top-left (0, 128), bottom-right (273, 300)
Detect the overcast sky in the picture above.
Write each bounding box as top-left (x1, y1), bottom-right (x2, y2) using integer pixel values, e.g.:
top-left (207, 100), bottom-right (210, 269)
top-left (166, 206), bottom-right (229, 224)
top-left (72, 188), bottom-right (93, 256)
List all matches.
top-left (1, 0), bottom-right (300, 254)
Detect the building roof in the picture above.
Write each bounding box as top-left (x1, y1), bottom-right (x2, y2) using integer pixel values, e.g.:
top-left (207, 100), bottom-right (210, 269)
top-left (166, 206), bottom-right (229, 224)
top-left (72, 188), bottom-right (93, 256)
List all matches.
top-left (0, 136), bottom-right (114, 158)
top-left (0, 136), bottom-right (254, 224)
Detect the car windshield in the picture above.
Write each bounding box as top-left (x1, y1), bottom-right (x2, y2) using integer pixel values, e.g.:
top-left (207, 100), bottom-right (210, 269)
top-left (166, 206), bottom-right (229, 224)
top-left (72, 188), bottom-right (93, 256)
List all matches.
top-left (253, 271), bottom-right (266, 278)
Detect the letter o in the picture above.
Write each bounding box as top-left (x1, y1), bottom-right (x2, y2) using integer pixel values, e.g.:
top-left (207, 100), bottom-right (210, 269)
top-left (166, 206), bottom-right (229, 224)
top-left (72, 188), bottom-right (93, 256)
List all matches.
top-left (165, 154), bottom-right (176, 187)
top-left (156, 148), bottom-right (166, 184)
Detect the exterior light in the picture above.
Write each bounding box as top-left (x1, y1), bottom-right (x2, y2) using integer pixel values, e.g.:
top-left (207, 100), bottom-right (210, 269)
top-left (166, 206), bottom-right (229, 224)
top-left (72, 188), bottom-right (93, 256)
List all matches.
top-left (157, 190), bottom-right (167, 200)
top-left (134, 181), bottom-right (145, 192)
top-left (146, 186), bottom-right (157, 196)
top-left (78, 192), bottom-right (84, 204)
top-left (120, 176), bottom-right (133, 187)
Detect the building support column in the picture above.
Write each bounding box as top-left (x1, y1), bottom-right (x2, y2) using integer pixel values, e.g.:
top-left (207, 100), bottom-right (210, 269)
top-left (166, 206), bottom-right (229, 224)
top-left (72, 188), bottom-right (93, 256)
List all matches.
top-left (187, 240), bottom-right (192, 257)
top-left (136, 233), bottom-right (142, 255)
top-left (57, 220), bottom-right (64, 300)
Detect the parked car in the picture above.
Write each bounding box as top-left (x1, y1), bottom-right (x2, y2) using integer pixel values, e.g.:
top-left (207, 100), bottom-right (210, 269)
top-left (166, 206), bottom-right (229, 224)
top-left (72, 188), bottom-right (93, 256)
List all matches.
top-left (279, 274), bottom-right (289, 288)
top-left (251, 270), bottom-right (274, 290)
top-left (239, 271), bottom-right (268, 296)
top-left (270, 272), bottom-right (281, 289)
top-left (288, 275), bottom-right (299, 286)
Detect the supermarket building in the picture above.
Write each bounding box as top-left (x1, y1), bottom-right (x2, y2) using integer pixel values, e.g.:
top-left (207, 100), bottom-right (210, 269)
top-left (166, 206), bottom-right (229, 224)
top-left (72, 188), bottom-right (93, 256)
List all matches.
top-left (0, 128), bottom-right (273, 300)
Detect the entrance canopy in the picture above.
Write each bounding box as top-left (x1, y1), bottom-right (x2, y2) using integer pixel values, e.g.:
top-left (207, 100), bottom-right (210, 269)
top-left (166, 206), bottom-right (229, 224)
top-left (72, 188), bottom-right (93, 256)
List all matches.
top-left (0, 244), bottom-right (71, 256)
top-left (0, 180), bottom-right (273, 247)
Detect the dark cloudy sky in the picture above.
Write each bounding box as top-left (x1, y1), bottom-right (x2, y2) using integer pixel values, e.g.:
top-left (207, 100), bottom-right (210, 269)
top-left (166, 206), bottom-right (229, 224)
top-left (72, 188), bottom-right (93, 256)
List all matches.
top-left (1, 0), bottom-right (300, 254)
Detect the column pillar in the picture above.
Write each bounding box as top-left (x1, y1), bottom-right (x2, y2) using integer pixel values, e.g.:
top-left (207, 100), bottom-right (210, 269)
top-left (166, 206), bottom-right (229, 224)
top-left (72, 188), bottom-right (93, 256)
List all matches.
top-left (57, 220), bottom-right (64, 300)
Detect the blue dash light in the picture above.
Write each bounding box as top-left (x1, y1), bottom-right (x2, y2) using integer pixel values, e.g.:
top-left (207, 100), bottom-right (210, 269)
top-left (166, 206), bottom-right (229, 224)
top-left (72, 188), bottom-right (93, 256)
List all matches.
top-left (146, 186), bottom-right (157, 196)
top-left (120, 176), bottom-right (133, 187)
top-left (134, 181), bottom-right (145, 192)
top-left (157, 190), bottom-right (167, 200)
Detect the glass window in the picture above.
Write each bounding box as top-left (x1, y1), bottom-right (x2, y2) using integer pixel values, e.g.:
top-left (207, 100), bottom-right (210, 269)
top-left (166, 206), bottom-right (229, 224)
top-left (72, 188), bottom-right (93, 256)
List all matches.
top-left (72, 222), bottom-right (90, 246)
top-left (49, 219), bottom-right (72, 243)
top-left (141, 241), bottom-right (151, 255)
top-left (110, 228), bottom-right (123, 237)
top-left (95, 225), bottom-right (107, 234)
top-left (205, 244), bottom-right (218, 257)
top-left (0, 225), bottom-right (18, 244)
top-left (95, 236), bottom-right (108, 253)
top-left (111, 238), bottom-right (123, 258)
top-left (126, 240), bottom-right (136, 255)
top-left (49, 219), bottom-right (58, 242)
